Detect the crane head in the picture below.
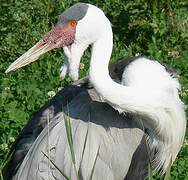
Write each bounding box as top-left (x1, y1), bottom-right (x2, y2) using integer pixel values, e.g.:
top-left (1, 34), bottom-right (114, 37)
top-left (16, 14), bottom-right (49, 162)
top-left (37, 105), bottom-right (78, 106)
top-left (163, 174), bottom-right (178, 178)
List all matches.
top-left (5, 3), bottom-right (109, 73)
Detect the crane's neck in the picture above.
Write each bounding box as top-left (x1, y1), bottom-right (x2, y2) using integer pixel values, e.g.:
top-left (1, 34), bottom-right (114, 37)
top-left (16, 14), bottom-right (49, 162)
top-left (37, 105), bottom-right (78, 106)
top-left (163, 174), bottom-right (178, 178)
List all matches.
top-left (89, 25), bottom-right (129, 104)
top-left (89, 24), bottom-right (159, 114)
top-left (89, 24), bottom-right (186, 173)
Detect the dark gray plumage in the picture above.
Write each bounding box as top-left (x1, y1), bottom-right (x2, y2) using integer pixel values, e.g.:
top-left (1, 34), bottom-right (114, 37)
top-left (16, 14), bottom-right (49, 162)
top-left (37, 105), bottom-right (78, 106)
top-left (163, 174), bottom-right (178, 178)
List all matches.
top-left (58, 3), bottom-right (89, 25)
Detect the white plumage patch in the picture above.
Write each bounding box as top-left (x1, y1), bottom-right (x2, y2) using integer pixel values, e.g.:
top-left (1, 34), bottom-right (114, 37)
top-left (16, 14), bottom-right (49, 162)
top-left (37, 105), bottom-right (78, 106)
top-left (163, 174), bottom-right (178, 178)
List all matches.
top-left (120, 57), bottom-right (186, 172)
top-left (121, 57), bottom-right (180, 92)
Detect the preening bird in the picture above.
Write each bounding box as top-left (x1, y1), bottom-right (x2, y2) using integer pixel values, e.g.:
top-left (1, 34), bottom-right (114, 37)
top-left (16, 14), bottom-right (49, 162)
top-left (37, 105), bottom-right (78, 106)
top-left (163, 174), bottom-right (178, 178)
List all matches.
top-left (4, 3), bottom-right (186, 180)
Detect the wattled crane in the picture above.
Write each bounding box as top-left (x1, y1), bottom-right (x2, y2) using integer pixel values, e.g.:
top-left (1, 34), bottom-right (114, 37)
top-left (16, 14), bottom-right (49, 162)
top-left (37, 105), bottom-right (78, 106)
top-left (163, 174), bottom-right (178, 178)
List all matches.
top-left (4, 3), bottom-right (186, 180)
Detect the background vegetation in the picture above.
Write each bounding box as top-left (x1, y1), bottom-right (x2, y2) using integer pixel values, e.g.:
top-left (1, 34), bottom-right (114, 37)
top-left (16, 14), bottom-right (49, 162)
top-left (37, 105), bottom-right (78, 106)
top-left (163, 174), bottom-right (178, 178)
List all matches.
top-left (0, 0), bottom-right (188, 179)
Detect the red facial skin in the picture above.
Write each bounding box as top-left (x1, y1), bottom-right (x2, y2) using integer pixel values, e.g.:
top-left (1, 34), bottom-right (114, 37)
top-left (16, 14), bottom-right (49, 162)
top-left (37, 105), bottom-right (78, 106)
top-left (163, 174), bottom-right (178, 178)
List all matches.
top-left (38, 23), bottom-right (76, 49)
top-left (5, 21), bottom-right (77, 73)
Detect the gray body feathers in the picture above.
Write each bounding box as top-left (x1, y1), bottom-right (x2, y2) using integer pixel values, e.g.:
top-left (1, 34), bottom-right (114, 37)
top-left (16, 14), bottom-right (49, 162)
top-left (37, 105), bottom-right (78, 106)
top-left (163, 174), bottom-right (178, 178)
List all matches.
top-left (13, 88), bottom-right (147, 180)
top-left (3, 57), bottom-right (177, 180)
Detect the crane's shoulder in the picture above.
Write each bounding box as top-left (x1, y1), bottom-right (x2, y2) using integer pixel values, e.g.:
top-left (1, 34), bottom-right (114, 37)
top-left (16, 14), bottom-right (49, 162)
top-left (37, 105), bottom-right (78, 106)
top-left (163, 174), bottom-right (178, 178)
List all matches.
top-left (118, 56), bottom-right (180, 91)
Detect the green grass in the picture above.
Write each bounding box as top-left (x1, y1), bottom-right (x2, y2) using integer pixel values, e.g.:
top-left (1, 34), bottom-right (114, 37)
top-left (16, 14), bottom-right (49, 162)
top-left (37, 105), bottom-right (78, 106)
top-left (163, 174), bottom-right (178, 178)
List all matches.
top-left (0, 0), bottom-right (188, 179)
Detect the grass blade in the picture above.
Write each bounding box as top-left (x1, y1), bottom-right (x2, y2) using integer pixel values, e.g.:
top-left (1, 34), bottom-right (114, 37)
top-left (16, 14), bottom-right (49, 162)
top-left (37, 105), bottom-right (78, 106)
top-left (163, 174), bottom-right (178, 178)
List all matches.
top-left (145, 162), bottom-right (154, 180)
top-left (42, 151), bottom-right (70, 180)
top-left (88, 145), bottom-right (99, 180)
top-left (64, 113), bottom-right (76, 164)
top-left (78, 122), bottom-right (89, 178)
top-left (0, 168), bottom-right (4, 180)
top-left (164, 160), bottom-right (172, 180)
top-left (64, 110), bottom-right (79, 179)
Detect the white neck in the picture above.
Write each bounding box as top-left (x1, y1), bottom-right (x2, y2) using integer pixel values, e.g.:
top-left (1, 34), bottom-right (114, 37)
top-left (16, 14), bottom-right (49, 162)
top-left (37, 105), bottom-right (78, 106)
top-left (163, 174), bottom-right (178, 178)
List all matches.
top-left (89, 23), bottom-right (186, 173)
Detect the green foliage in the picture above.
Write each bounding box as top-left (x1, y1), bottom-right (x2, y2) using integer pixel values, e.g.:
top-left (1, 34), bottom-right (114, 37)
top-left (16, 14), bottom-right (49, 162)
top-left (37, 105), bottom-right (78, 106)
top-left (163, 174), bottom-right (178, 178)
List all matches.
top-left (0, 0), bottom-right (188, 179)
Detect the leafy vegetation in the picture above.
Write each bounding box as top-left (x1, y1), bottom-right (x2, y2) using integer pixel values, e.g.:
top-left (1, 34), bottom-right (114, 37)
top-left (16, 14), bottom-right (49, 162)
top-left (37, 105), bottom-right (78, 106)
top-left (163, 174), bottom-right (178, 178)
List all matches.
top-left (0, 0), bottom-right (188, 179)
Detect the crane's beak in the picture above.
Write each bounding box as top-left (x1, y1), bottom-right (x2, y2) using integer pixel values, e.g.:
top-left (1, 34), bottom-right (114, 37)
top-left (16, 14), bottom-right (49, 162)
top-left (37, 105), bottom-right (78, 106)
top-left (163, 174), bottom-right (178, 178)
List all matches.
top-left (5, 40), bottom-right (54, 73)
top-left (5, 25), bottom-right (75, 73)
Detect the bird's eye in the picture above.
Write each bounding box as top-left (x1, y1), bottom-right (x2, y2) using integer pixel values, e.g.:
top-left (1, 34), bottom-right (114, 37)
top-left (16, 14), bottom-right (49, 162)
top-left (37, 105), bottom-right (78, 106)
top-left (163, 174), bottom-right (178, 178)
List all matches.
top-left (69, 20), bottom-right (77, 28)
